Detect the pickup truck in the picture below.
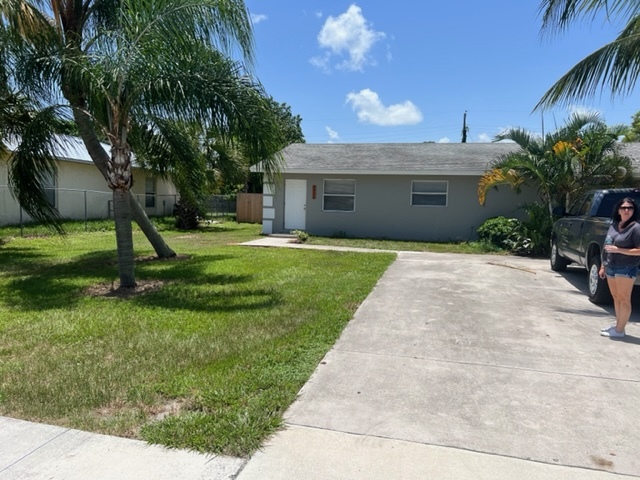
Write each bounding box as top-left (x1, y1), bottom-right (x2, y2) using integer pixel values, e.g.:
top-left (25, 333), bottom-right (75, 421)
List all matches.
top-left (550, 188), bottom-right (640, 304)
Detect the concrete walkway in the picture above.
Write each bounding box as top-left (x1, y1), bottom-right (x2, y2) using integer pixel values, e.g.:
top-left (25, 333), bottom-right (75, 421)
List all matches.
top-left (3, 237), bottom-right (640, 479)
top-left (0, 417), bottom-right (243, 479)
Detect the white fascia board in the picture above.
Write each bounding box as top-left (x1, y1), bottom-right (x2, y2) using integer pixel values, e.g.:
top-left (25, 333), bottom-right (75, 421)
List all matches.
top-left (282, 169), bottom-right (486, 176)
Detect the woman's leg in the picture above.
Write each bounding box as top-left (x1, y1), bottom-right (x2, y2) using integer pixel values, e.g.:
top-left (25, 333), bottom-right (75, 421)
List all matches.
top-left (607, 275), bottom-right (635, 332)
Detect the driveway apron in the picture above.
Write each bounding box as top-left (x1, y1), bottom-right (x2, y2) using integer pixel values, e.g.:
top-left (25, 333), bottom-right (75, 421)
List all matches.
top-left (238, 251), bottom-right (640, 479)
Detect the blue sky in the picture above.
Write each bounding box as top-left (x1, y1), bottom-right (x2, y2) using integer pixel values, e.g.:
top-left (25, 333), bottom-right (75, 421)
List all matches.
top-left (243, 1), bottom-right (640, 144)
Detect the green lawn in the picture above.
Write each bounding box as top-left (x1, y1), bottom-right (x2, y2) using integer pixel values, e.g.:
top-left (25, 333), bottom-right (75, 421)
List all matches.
top-left (0, 221), bottom-right (396, 457)
top-left (306, 234), bottom-right (505, 254)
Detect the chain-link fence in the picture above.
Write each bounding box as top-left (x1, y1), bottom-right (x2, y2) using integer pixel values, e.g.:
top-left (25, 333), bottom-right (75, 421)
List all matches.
top-left (0, 185), bottom-right (178, 228)
top-left (205, 195), bottom-right (236, 219)
top-left (0, 185), bottom-right (241, 231)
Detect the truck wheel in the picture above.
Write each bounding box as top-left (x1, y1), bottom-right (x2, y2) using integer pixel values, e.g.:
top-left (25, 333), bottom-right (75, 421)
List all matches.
top-left (550, 239), bottom-right (569, 272)
top-left (587, 254), bottom-right (612, 305)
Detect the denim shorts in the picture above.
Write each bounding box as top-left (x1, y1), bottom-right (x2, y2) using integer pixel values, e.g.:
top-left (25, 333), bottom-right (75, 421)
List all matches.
top-left (605, 264), bottom-right (638, 279)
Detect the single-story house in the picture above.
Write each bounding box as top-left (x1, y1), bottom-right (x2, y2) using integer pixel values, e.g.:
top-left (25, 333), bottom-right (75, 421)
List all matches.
top-left (0, 136), bottom-right (178, 226)
top-left (260, 142), bottom-right (640, 242)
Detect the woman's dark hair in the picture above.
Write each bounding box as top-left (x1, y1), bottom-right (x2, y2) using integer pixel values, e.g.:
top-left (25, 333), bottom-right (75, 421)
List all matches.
top-left (612, 197), bottom-right (640, 226)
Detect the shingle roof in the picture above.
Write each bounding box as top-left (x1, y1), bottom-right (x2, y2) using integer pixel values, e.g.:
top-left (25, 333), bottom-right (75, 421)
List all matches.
top-left (276, 142), bottom-right (640, 176)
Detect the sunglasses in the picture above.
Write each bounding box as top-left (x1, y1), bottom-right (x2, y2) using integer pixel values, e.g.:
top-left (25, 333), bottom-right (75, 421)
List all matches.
top-left (619, 206), bottom-right (635, 211)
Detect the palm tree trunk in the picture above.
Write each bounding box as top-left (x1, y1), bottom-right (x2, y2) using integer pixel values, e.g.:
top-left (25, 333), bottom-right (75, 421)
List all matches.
top-left (129, 198), bottom-right (175, 256)
top-left (113, 187), bottom-right (136, 287)
top-left (72, 108), bottom-right (176, 258)
top-left (109, 145), bottom-right (136, 288)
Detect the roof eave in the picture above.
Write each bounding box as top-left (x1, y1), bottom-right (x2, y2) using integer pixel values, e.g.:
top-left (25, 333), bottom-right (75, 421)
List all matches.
top-left (276, 169), bottom-right (488, 176)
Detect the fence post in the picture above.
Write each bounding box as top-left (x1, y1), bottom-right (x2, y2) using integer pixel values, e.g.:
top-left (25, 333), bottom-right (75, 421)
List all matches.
top-left (19, 207), bottom-right (23, 237)
top-left (84, 190), bottom-right (88, 231)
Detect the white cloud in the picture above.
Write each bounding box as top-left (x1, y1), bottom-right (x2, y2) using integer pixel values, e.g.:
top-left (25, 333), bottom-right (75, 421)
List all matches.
top-left (314, 4), bottom-right (386, 72)
top-left (438, 137), bottom-right (451, 143)
top-left (251, 13), bottom-right (267, 25)
top-left (315, 11), bottom-right (323, 19)
top-left (309, 53), bottom-right (331, 73)
top-left (326, 126), bottom-right (340, 142)
top-left (476, 133), bottom-right (491, 143)
top-left (345, 89), bottom-right (422, 126)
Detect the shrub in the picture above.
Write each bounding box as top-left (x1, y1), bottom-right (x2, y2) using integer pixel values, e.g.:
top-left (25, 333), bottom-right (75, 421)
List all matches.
top-left (477, 203), bottom-right (554, 257)
top-left (291, 229), bottom-right (309, 243)
top-left (174, 200), bottom-right (205, 230)
top-left (516, 202), bottom-right (554, 257)
top-left (476, 216), bottom-right (523, 251)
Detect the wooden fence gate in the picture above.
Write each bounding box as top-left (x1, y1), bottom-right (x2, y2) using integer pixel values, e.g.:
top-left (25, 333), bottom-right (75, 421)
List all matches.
top-left (236, 193), bottom-right (263, 223)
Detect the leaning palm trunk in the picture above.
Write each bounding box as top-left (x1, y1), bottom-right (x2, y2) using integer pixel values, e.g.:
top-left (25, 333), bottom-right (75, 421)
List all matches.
top-left (108, 145), bottom-right (136, 287)
top-left (129, 198), bottom-right (175, 257)
top-left (73, 108), bottom-right (176, 258)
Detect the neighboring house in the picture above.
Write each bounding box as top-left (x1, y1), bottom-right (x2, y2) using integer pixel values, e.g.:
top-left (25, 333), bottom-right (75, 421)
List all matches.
top-left (0, 136), bottom-right (178, 226)
top-left (260, 142), bottom-right (640, 242)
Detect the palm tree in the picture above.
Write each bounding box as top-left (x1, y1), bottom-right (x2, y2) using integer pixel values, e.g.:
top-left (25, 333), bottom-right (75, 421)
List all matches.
top-left (0, 86), bottom-right (72, 231)
top-left (0, 0), bottom-right (284, 288)
top-left (478, 113), bottom-right (633, 215)
top-left (537, 0), bottom-right (640, 108)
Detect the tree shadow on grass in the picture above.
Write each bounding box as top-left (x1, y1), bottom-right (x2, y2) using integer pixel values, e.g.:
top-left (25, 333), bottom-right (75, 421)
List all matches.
top-left (0, 245), bottom-right (49, 274)
top-left (132, 283), bottom-right (283, 313)
top-left (2, 251), bottom-right (272, 312)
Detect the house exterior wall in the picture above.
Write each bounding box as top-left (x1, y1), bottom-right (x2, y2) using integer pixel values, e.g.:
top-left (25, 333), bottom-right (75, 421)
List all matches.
top-left (266, 173), bottom-right (539, 242)
top-left (0, 155), bottom-right (178, 225)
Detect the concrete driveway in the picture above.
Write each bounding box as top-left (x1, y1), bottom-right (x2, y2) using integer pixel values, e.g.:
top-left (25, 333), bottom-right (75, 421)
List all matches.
top-left (237, 250), bottom-right (640, 479)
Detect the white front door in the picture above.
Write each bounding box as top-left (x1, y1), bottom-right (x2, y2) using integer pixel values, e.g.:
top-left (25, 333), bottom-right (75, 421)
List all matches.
top-left (284, 179), bottom-right (307, 230)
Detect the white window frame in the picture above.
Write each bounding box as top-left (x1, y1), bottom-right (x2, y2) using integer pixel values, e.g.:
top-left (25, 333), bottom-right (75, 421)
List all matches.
top-left (323, 179), bottom-right (356, 212)
top-left (411, 180), bottom-right (448, 207)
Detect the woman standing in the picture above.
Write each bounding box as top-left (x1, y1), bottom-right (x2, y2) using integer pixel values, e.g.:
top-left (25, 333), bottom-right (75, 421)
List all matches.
top-left (599, 197), bottom-right (640, 338)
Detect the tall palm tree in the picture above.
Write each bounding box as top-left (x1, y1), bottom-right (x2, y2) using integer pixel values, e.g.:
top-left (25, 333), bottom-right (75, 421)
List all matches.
top-left (0, 0), bottom-right (284, 288)
top-left (537, 0), bottom-right (640, 108)
top-left (478, 113), bottom-right (633, 214)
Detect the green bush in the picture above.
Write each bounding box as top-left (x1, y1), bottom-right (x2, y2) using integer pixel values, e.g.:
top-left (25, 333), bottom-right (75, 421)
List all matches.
top-left (477, 203), bottom-right (554, 257)
top-left (291, 229), bottom-right (309, 243)
top-left (516, 202), bottom-right (554, 257)
top-left (476, 216), bottom-right (523, 251)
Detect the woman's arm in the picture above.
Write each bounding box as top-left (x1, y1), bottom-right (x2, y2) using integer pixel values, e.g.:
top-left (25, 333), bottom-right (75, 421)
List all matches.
top-left (604, 245), bottom-right (640, 256)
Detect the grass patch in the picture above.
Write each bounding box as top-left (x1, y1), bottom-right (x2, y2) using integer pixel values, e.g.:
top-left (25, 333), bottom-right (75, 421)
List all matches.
top-left (307, 235), bottom-right (506, 254)
top-left (0, 220), bottom-right (395, 457)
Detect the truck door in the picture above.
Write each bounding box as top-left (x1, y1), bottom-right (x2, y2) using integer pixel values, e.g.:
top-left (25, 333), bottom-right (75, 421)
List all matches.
top-left (564, 194), bottom-right (593, 262)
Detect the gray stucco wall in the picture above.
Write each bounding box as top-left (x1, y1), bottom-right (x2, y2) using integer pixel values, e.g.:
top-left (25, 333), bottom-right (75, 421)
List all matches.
top-left (267, 174), bottom-right (539, 242)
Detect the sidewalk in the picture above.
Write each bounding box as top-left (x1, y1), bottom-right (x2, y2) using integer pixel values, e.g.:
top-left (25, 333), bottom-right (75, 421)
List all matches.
top-left (240, 235), bottom-right (398, 253)
top-left (3, 239), bottom-right (640, 479)
top-left (0, 416), bottom-right (244, 480)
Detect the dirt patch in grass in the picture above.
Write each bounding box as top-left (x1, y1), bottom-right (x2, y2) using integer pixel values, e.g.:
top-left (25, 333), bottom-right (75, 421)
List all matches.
top-left (136, 253), bottom-right (192, 263)
top-left (85, 254), bottom-right (191, 298)
top-left (95, 398), bottom-right (188, 422)
top-left (84, 279), bottom-right (167, 298)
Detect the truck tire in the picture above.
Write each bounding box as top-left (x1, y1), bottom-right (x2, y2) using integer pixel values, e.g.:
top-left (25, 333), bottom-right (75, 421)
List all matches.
top-left (587, 254), bottom-right (612, 305)
top-left (550, 239), bottom-right (569, 272)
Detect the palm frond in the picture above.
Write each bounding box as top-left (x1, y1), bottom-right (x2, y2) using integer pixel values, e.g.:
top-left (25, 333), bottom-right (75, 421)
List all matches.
top-left (6, 105), bottom-right (71, 232)
top-left (539, 0), bottom-right (640, 35)
top-left (477, 168), bottom-right (525, 205)
top-left (536, 14), bottom-right (640, 108)
top-left (493, 127), bottom-right (541, 147)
